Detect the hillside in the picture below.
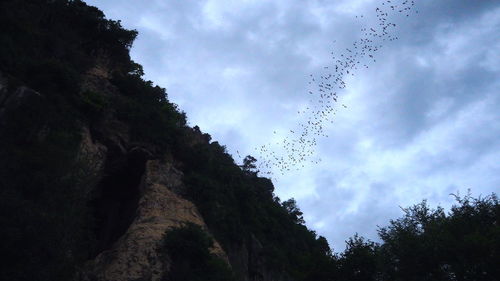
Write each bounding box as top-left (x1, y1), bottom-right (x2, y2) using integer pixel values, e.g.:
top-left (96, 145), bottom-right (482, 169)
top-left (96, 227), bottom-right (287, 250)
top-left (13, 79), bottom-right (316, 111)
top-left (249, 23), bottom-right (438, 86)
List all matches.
top-left (0, 1), bottom-right (498, 281)
top-left (0, 1), bottom-right (335, 280)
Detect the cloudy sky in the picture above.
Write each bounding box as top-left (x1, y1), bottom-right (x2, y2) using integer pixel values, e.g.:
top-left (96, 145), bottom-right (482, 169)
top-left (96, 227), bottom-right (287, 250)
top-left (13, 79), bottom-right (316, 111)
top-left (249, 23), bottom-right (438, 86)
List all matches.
top-left (86, 0), bottom-right (500, 251)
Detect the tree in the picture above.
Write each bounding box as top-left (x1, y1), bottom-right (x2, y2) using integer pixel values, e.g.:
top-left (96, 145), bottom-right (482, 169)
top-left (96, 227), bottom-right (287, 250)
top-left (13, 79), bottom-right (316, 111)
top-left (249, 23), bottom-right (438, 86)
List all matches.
top-left (376, 193), bottom-right (499, 281)
top-left (241, 155), bottom-right (259, 175)
top-left (282, 198), bottom-right (305, 224)
top-left (337, 234), bottom-right (379, 281)
top-left (161, 223), bottom-right (235, 281)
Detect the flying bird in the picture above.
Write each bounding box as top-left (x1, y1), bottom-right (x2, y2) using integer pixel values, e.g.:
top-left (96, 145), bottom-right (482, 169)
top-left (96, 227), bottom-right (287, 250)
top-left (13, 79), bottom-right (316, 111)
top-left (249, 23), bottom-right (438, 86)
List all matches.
top-left (256, 0), bottom-right (418, 176)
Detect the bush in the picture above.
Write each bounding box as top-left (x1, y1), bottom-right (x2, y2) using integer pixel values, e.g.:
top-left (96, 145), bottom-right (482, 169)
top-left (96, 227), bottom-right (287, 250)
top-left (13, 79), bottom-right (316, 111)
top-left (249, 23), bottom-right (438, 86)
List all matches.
top-left (161, 223), bottom-right (235, 281)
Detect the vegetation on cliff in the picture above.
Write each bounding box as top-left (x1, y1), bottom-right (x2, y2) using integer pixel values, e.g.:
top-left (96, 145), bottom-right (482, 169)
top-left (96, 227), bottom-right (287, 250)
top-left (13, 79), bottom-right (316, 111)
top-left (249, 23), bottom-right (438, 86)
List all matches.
top-left (161, 223), bottom-right (235, 281)
top-left (0, 1), bottom-right (498, 281)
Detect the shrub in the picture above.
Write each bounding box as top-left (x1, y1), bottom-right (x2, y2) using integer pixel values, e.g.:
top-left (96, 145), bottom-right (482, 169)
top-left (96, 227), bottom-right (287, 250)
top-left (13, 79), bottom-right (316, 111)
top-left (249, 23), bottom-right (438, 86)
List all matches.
top-left (161, 223), bottom-right (235, 281)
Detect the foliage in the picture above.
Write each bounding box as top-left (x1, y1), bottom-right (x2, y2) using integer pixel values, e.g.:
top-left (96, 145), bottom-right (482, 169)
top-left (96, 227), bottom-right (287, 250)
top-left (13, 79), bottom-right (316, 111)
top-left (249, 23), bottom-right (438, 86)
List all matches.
top-left (111, 73), bottom-right (186, 150)
top-left (0, 1), bottom-right (169, 280)
top-left (80, 90), bottom-right (109, 123)
top-left (0, 0), bottom-right (140, 89)
top-left (334, 193), bottom-right (500, 281)
top-left (336, 234), bottom-right (379, 281)
top-left (282, 198), bottom-right (306, 224)
top-left (161, 223), bottom-right (235, 281)
top-left (175, 131), bottom-right (336, 280)
top-left (0, 126), bottom-right (91, 281)
top-left (241, 155), bottom-right (258, 175)
top-left (0, 83), bottom-right (88, 281)
top-left (378, 193), bottom-right (499, 281)
top-left (1, 1), bottom-right (332, 278)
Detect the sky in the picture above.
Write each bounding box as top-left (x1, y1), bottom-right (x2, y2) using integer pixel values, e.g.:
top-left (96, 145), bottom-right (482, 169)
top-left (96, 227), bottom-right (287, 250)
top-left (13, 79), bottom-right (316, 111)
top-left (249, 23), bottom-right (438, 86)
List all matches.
top-left (85, 0), bottom-right (500, 251)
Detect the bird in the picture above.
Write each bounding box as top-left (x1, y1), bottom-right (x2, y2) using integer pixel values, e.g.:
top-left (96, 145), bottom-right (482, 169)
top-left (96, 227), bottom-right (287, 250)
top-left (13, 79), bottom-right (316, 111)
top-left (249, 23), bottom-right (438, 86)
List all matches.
top-left (256, 0), bottom-right (419, 176)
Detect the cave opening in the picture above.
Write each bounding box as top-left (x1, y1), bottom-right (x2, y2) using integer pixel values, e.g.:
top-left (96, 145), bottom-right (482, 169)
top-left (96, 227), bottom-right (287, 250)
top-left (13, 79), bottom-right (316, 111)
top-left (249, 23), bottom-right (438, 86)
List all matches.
top-left (90, 148), bottom-right (147, 256)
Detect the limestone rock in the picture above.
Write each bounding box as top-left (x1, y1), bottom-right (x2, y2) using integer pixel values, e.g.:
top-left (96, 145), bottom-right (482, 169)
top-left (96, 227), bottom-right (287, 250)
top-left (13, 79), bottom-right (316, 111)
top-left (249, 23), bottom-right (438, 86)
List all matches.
top-left (79, 160), bottom-right (228, 281)
top-left (75, 127), bottom-right (108, 196)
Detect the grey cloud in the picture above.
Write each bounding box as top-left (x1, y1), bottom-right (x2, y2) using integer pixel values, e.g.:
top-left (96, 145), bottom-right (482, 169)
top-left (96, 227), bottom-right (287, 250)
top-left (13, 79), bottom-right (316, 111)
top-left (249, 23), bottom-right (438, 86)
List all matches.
top-left (85, 0), bottom-right (500, 251)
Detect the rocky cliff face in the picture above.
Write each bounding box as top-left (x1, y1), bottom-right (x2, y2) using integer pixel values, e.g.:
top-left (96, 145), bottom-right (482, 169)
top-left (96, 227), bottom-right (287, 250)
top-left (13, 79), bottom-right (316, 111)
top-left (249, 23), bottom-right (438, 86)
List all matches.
top-left (79, 158), bottom-right (228, 281)
top-left (0, 62), bottom-right (293, 281)
top-left (1, 2), bottom-right (335, 279)
top-left (75, 120), bottom-right (284, 281)
top-left (0, 70), bottom-right (228, 281)
top-left (72, 72), bottom-right (229, 281)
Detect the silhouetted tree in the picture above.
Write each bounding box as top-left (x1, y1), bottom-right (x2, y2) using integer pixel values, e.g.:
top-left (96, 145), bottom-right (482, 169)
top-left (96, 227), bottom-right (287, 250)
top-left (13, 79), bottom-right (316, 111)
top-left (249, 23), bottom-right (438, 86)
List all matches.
top-left (241, 155), bottom-right (259, 175)
top-left (282, 198), bottom-right (305, 224)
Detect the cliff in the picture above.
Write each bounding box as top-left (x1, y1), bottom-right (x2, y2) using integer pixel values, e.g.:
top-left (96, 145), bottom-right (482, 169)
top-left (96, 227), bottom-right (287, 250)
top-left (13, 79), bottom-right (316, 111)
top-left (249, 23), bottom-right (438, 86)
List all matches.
top-left (0, 68), bottom-right (330, 281)
top-left (0, 1), bottom-right (334, 281)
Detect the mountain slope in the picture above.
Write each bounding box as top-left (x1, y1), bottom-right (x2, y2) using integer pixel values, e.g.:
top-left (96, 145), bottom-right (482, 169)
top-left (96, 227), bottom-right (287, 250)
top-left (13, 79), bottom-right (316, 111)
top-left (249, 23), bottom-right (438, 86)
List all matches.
top-left (0, 1), bottom-right (335, 280)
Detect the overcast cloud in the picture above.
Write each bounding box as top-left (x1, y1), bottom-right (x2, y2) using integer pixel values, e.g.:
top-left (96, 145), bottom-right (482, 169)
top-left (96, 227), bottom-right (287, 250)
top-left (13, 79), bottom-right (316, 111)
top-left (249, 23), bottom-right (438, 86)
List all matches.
top-left (86, 0), bottom-right (500, 250)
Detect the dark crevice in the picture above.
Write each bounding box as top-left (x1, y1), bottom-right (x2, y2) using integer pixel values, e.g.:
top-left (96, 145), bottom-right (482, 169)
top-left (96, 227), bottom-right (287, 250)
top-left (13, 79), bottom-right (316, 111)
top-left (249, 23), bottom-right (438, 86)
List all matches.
top-left (90, 147), bottom-right (147, 256)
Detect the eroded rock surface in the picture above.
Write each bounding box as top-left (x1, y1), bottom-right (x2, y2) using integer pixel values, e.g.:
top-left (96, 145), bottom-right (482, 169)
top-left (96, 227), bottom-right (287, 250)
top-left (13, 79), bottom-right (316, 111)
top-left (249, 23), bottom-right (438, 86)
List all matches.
top-left (75, 127), bottom-right (108, 195)
top-left (79, 160), bottom-right (228, 281)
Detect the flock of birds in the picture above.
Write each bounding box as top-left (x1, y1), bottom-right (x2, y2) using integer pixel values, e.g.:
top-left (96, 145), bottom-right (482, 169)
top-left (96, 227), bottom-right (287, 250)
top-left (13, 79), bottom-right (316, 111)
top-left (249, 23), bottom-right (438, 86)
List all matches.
top-left (249, 0), bottom-right (419, 177)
